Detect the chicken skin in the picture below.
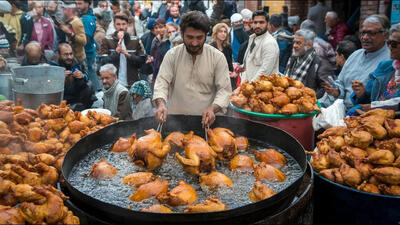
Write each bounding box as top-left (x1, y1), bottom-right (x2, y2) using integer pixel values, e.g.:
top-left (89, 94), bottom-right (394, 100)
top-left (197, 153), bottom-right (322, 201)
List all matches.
top-left (207, 128), bottom-right (237, 160)
top-left (379, 184), bottom-right (400, 196)
top-left (308, 152), bottom-right (330, 172)
top-left (164, 132), bottom-right (185, 149)
top-left (34, 163), bottom-right (58, 185)
top-left (230, 94), bottom-right (248, 108)
top-left (270, 93), bottom-right (291, 108)
top-left (364, 149), bottom-right (395, 165)
top-left (360, 108), bottom-right (395, 120)
top-left (339, 163), bottom-right (362, 187)
top-left (90, 159), bottom-right (118, 180)
top-left (385, 119), bottom-right (400, 137)
top-left (129, 180), bottom-right (168, 202)
top-left (122, 172), bottom-right (156, 188)
top-left (319, 168), bottom-right (344, 185)
top-left (184, 197), bottom-right (227, 213)
top-left (357, 182), bottom-right (380, 194)
top-left (157, 180), bottom-right (197, 206)
top-left (254, 149), bottom-right (286, 168)
top-left (371, 167), bottom-right (400, 185)
top-left (129, 129), bottom-right (171, 170)
top-left (175, 132), bottom-right (217, 175)
top-left (254, 163), bottom-right (286, 182)
top-left (316, 138), bottom-right (331, 154)
top-left (249, 181), bottom-right (276, 202)
top-left (141, 204), bottom-right (172, 213)
top-left (363, 120), bottom-right (387, 139)
top-left (344, 129), bottom-right (374, 149)
top-left (279, 103), bottom-right (299, 115)
top-left (285, 87), bottom-right (303, 100)
top-left (317, 126), bottom-right (347, 139)
top-left (0, 205), bottom-right (25, 224)
top-left (111, 134), bottom-right (135, 152)
top-left (229, 155), bottom-right (254, 171)
top-left (354, 159), bottom-right (373, 180)
top-left (235, 136), bottom-right (249, 150)
top-left (199, 172), bottom-right (233, 189)
top-left (340, 146), bottom-right (367, 166)
top-left (328, 136), bottom-right (345, 151)
top-left (327, 150), bottom-right (347, 168)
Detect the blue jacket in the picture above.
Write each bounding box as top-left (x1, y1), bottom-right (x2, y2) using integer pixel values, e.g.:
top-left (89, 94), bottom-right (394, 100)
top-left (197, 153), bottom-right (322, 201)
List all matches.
top-left (351, 59), bottom-right (396, 105)
top-left (79, 8), bottom-right (97, 58)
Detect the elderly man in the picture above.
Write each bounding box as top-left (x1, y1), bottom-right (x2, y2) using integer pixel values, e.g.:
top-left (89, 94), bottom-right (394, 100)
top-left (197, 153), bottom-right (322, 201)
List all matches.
top-left (242, 10), bottom-right (279, 82)
top-left (100, 13), bottom-right (146, 87)
top-left (153, 11), bottom-right (231, 126)
top-left (100, 63), bottom-right (132, 120)
top-left (230, 13), bottom-right (248, 62)
top-left (325, 11), bottom-right (351, 48)
top-left (320, 14), bottom-right (391, 110)
top-left (285, 29), bottom-right (334, 98)
top-left (20, 41), bottom-right (48, 66)
top-left (51, 43), bottom-right (95, 111)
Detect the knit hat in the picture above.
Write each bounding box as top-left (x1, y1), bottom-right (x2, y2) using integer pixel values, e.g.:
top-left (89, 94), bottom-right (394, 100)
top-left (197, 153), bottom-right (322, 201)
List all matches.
top-left (146, 18), bottom-right (156, 30)
top-left (130, 80), bottom-right (152, 99)
top-left (240, 9), bottom-right (252, 20)
top-left (0, 39), bottom-right (9, 50)
top-left (230, 13), bottom-right (243, 23)
top-left (0, 1), bottom-right (11, 13)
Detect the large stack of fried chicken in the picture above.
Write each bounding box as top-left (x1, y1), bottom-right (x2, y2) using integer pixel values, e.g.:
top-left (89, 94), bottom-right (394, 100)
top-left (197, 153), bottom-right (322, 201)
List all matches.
top-left (230, 74), bottom-right (320, 115)
top-left (309, 109), bottom-right (400, 196)
top-left (0, 100), bottom-right (118, 224)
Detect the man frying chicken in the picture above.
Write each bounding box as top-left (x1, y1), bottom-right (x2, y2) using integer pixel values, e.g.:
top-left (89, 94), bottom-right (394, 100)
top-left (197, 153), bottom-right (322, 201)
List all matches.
top-left (153, 11), bottom-right (232, 127)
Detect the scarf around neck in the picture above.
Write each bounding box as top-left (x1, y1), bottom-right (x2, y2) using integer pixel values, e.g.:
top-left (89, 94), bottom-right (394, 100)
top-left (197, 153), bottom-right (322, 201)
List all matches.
top-left (285, 48), bottom-right (317, 83)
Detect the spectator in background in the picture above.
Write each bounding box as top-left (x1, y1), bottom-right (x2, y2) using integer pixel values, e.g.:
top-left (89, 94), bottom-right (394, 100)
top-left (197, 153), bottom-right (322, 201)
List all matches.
top-left (98, 1), bottom-right (108, 11)
top-left (240, 8), bottom-right (253, 35)
top-left (44, 1), bottom-right (65, 50)
top-left (21, 41), bottom-right (48, 66)
top-left (285, 29), bottom-right (334, 98)
top-left (242, 10), bottom-right (279, 82)
top-left (325, 11), bottom-right (351, 48)
top-left (223, 0), bottom-right (237, 20)
top-left (31, 1), bottom-right (54, 51)
top-left (166, 5), bottom-right (180, 25)
top-left (100, 13), bottom-right (146, 87)
top-left (100, 63), bottom-right (132, 120)
top-left (121, 9), bottom-right (136, 36)
top-left (210, 23), bottom-right (235, 90)
top-left (230, 13), bottom-right (249, 62)
top-left (141, 18), bottom-right (156, 55)
top-left (130, 80), bottom-right (154, 120)
top-left (151, 19), bottom-right (171, 83)
top-left (166, 22), bottom-right (182, 47)
top-left (106, 0), bottom-right (121, 36)
top-left (268, 14), bottom-right (293, 73)
top-left (320, 14), bottom-right (391, 110)
top-left (288, 16), bottom-right (300, 34)
top-left (141, 2), bottom-right (152, 20)
top-left (335, 40), bottom-right (358, 72)
top-left (93, 8), bottom-right (107, 54)
top-left (157, 0), bottom-right (169, 19)
top-left (307, 0), bottom-right (329, 36)
top-left (60, 2), bottom-right (87, 63)
top-left (76, 0), bottom-right (100, 91)
top-left (0, 1), bottom-right (17, 56)
top-left (52, 43), bottom-right (95, 111)
top-left (281, 5), bottom-right (290, 31)
top-left (182, 0), bottom-right (206, 14)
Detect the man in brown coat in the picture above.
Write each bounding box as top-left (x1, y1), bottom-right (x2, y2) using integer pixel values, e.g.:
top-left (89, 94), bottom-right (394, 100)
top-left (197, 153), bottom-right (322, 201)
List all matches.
top-left (100, 13), bottom-right (146, 87)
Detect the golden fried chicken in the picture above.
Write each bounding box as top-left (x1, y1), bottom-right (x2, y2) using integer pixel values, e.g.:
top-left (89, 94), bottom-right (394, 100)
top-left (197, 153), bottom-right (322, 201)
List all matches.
top-left (11, 184), bottom-right (46, 204)
top-left (339, 163), bottom-right (362, 187)
top-left (364, 149), bottom-right (395, 165)
top-left (240, 80), bottom-right (255, 97)
top-left (33, 163), bottom-right (58, 185)
top-left (254, 149), bottom-right (286, 168)
top-left (360, 108), bottom-right (395, 120)
top-left (385, 119), bottom-right (400, 138)
top-left (249, 181), bottom-right (276, 202)
top-left (11, 165), bottom-right (41, 186)
top-left (235, 136), bottom-right (248, 151)
top-left (254, 80), bottom-right (273, 92)
top-left (328, 136), bottom-right (345, 151)
top-left (319, 168), bottom-right (344, 185)
top-left (28, 153), bottom-right (56, 166)
top-left (293, 97), bottom-right (316, 114)
top-left (316, 138), bottom-right (331, 154)
top-left (157, 180), bottom-right (197, 206)
top-left (184, 197), bottom-right (227, 213)
top-left (28, 127), bottom-right (43, 142)
top-left (354, 159), bottom-right (373, 180)
top-left (260, 101), bottom-right (276, 114)
top-left (257, 91), bottom-right (273, 103)
top-left (371, 167), bottom-right (400, 185)
top-left (308, 152), bottom-right (330, 172)
top-left (343, 116), bottom-right (361, 129)
top-left (357, 181), bottom-right (380, 194)
top-left (229, 154), bottom-right (254, 171)
top-left (362, 120), bottom-right (387, 139)
top-left (164, 132), bottom-right (185, 149)
top-left (273, 76), bottom-right (289, 89)
top-left (129, 179), bottom-right (168, 202)
top-left (90, 159), bottom-right (118, 180)
top-left (288, 78), bottom-right (304, 89)
top-left (344, 130), bottom-right (373, 149)
top-left (207, 128), bottom-right (237, 160)
top-left (175, 132), bottom-right (217, 175)
top-left (248, 94), bottom-right (262, 113)
top-left (0, 205), bottom-right (25, 224)
top-left (111, 134), bottom-right (135, 152)
top-left (254, 162), bottom-right (286, 182)
top-left (141, 204), bottom-right (172, 213)
top-left (129, 129), bottom-right (171, 170)
top-left (270, 93), bottom-right (291, 108)
top-left (285, 87), bottom-right (302, 100)
top-left (378, 184), bottom-right (400, 196)
top-left (61, 209), bottom-right (80, 224)
top-left (199, 172), bottom-right (233, 189)
top-left (14, 112), bottom-right (34, 125)
top-left (0, 134), bottom-right (18, 147)
top-left (327, 150), bottom-right (346, 168)
top-left (99, 113), bottom-right (118, 125)
top-left (68, 120), bottom-right (87, 134)
top-left (122, 172), bottom-right (156, 188)
top-left (340, 146), bottom-right (367, 166)
top-left (279, 103), bottom-right (299, 115)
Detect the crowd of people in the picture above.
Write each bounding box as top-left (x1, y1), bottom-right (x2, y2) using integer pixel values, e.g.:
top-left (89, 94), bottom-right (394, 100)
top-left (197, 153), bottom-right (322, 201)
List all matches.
top-left (0, 0), bottom-right (399, 127)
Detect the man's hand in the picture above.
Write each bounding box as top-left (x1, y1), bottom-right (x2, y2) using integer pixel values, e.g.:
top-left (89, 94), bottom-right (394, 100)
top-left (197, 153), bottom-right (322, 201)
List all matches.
top-left (65, 70), bottom-right (72, 77)
top-left (352, 80), bottom-right (366, 98)
top-left (155, 98), bottom-right (167, 123)
top-left (146, 56), bottom-right (154, 64)
top-left (117, 31), bottom-right (124, 41)
top-left (324, 81), bottom-right (340, 98)
top-left (202, 104), bottom-right (221, 127)
top-left (72, 70), bottom-right (83, 79)
top-left (360, 104), bottom-right (371, 111)
top-left (59, 24), bottom-right (72, 35)
top-left (121, 49), bottom-right (131, 58)
top-left (116, 44), bottom-right (122, 54)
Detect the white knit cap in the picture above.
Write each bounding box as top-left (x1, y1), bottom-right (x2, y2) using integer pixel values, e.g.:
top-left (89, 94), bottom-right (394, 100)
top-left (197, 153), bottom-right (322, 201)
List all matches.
top-left (0, 1), bottom-right (12, 13)
top-left (240, 9), bottom-right (252, 20)
top-left (230, 13), bottom-right (243, 23)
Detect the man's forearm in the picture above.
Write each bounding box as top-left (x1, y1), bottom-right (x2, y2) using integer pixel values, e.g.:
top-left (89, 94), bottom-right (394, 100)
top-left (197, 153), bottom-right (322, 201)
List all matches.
top-left (155, 98), bottom-right (166, 108)
top-left (210, 104), bottom-right (221, 113)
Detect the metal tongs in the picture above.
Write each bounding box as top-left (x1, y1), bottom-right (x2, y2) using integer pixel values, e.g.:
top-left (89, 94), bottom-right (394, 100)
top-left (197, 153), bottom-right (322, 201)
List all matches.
top-left (156, 113), bottom-right (164, 133)
top-left (204, 125), bottom-right (210, 142)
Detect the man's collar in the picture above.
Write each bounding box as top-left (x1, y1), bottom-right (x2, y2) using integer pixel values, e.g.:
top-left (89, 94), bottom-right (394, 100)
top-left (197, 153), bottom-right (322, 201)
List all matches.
top-left (363, 44), bottom-right (388, 56)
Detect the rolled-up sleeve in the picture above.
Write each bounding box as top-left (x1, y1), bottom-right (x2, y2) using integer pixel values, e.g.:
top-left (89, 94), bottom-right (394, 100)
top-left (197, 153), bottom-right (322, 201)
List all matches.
top-left (153, 51), bottom-right (174, 103)
top-left (213, 56), bottom-right (232, 113)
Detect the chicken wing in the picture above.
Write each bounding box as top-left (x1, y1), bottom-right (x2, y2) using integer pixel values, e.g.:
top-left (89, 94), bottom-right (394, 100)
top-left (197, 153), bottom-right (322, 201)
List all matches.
top-left (317, 126), bottom-right (348, 139)
top-left (111, 134), bottom-right (135, 152)
top-left (254, 162), bottom-right (286, 182)
top-left (328, 136), bottom-right (345, 151)
top-left (371, 167), bottom-right (400, 185)
top-left (141, 204), bottom-right (172, 213)
top-left (129, 179), bottom-right (168, 202)
top-left (207, 128), bottom-right (237, 160)
top-left (184, 197), bottom-right (227, 213)
top-left (90, 159), bottom-right (118, 180)
top-left (288, 78), bottom-right (304, 89)
top-left (340, 146), bottom-right (367, 166)
top-left (254, 80), bottom-right (273, 92)
top-left (199, 172), bottom-right (233, 189)
top-left (357, 181), bottom-right (380, 194)
top-left (378, 184), bottom-right (400, 196)
top-left (157, 180), bottom-right (197, 206)
top-left (316, 138), bottom-right (332, 154)
top-left (229, 154), bottom-right (254, 171)
top-left (279, 103), bottom-right (299, 115)
top-left (68, 120), bottom-right (87, 134)
top-left (240, 80), bottom-right (255, 97)
top-left (164, 132), bottom-right (185, 149)
top-left (360, 108), bottom-right (395, 120)
top-left (254, 149), bottom-right (286, 168)
top-left (122, 172), bottom-right (156, 188)
top-left (270, 93), bottom-right (291, 108)
top-left (249, 181), bottom-right (276, 202)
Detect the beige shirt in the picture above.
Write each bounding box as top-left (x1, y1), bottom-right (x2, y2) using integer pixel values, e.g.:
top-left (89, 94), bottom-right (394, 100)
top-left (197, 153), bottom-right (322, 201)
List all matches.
top-left (153, 43), bottom-right (232, 115)
top-left (242, 31), bottom-right (279, 83)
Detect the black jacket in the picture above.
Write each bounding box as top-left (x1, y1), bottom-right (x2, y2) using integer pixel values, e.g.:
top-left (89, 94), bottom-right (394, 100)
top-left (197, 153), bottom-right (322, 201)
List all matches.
top-left (19, 12), bottom-right (33, 46)
top-left (236, 40), bottom-right (248, 65)
top-left (210, 42), bottom-right (236, 90)
top-left (231, 25), bottom-right (249, 45)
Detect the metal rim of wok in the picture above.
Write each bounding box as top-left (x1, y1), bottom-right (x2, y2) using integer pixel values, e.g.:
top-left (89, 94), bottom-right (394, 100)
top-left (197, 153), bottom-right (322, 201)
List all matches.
top-left (61, 115), bottom-right (307, 224)
top-left (314, 171), bottom-right (400, 199)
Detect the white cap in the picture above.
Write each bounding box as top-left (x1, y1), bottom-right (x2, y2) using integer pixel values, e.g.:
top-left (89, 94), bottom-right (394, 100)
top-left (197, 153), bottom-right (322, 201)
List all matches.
top-left (0, 1), bottom-right (12, 13)
top-left (60, 1), bottom-right (76, 9)
top-left (230, 13), bottom-right (243, 23)
top-left (240, 9), bottom-right (252, 20)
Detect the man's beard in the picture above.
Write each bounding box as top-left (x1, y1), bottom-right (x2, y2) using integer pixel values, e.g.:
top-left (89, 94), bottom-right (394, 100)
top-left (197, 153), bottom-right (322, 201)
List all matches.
top-left (184, 42), bottom-right (204, 55)
top-left (59, 59), bottom-right (73, 69)
top-left (254, 27), bottom-right (267, 36)
top-left (293, 46), bottom-right (309, 57)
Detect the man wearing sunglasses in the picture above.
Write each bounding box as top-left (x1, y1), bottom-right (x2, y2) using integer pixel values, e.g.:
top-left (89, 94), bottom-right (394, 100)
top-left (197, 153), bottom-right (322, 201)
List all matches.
top-left (320, 14), bottom-right (391, 111)
top-left (347, 23), bottom-right (400, 114)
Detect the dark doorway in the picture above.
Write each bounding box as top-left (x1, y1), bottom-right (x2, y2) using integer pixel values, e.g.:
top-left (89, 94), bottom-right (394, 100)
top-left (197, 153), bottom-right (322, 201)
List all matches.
top-left (331, 0), bottom-right (361, 32)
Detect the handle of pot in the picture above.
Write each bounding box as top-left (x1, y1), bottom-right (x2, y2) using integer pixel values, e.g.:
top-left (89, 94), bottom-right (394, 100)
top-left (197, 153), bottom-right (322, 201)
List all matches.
top-left (13, 78), bottom-right (28, 85)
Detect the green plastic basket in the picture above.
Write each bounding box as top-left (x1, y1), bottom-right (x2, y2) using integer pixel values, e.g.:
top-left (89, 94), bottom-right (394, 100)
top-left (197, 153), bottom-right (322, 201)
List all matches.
top-left (230, 102), bottom-right (321, 119)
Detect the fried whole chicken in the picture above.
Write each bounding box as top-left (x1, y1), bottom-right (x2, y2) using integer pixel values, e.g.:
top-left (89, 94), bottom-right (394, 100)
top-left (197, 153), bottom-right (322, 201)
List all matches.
top-left (90, 159), bottom-right (118, 180)
top-left (385, 119), bottom-right (400, 137)
top-left (235, 136), bottom-right (249, 150)
top-left (364, 149), bottom-right (395, 165)
top-left (129, 179), bottom-right (168, 202)
top-left (254, 162), bottom-right (286, 182)
top-left (0, 205), bottom-right (25, 224)
top-left (141, 204), bottom-right (172, 213)
top-left (184, 197), bottom-right (227, 213)
top-left (254, 149), bottom-right (286, 168)
top-left (371, 167), bottom-right (400, 185)
top-left (199, 172), bottom-right (233, 189)
top-left (157, 180), bottom-right (197, 206)
top-left (229, 154), bottom-right (254, 171)
top-left (207, 128), bottom-right (237, 160)
top-left (164, 132), bottom-right (185, 149)
top-left (129, 129), bottom-right (171, 170)
top-left (122, 172), bottom-right (156, 188)
top-left (249, 181), bottom-right (276, 202)
top-left (175, 132), bottom-right (217, 175)
top-left (317, 126), bottom-right (347, 139)
top-left (111, 134), bottom-right (135, 152)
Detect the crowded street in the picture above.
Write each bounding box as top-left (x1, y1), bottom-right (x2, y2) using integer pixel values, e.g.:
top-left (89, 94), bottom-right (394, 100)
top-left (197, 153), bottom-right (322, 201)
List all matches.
top-left (0, 0), bottom-right (399, 224)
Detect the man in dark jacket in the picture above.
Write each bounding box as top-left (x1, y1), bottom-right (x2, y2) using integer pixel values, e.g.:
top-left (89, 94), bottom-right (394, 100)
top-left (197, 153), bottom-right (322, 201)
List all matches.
top-left (51, 43), bottom-right (95, 111)
top-left (76, 0), bottom-right (101, 91)
top-left (20, 41), bottom-right (48, 66)
top-left (325, 11), bottom-right (351, 48)
top-left (230, 13), bottom-right (249, 62)
top-left (100, 13), bottom-right (146, 87)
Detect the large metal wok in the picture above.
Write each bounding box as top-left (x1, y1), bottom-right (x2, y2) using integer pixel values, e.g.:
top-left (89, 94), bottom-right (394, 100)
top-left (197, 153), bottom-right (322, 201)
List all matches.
top-left (62, 115), bottom-right (307, 225)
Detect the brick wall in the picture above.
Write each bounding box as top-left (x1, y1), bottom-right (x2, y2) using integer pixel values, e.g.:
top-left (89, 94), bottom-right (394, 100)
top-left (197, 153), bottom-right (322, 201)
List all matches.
top-left (360, 0), bottom-right (380, 20)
